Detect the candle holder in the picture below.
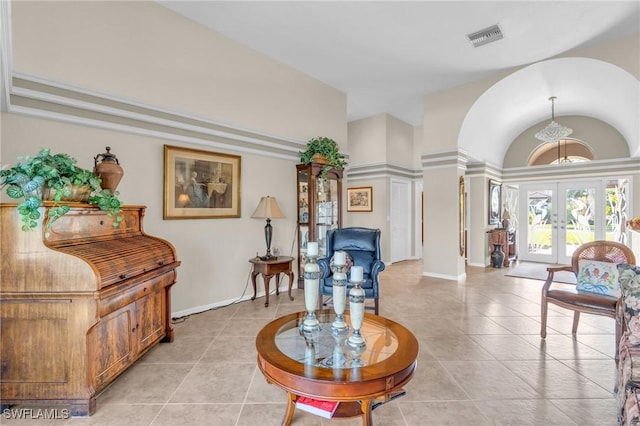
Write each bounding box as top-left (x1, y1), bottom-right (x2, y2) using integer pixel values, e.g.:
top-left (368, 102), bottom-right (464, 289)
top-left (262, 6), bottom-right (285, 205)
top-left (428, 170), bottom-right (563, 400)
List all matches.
top-left (347, 278), bottom-right (366, 352)
top-left (319, 326), bottom-right (349, 369)
top-left (348, 338), bottom-right (366, 368)
top-left (330, 262), bottom-right (349, 333)
top-left (301, 248), bottom-right (320, 334)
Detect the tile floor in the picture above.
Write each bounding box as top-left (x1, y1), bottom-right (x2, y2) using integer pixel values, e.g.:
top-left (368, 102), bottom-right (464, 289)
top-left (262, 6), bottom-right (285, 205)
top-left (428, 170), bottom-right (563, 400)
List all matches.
top-left (3, 260), bottom-right (618, 425)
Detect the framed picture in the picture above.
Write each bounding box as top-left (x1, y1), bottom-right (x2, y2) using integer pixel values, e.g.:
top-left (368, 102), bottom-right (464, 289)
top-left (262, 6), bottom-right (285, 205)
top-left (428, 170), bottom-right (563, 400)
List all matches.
top-left (347, 186), bottom-right (373, 212)
top-left (164, 145), bottom-right (241, 219)
top-left (488, 179), bottom-right (501, 225)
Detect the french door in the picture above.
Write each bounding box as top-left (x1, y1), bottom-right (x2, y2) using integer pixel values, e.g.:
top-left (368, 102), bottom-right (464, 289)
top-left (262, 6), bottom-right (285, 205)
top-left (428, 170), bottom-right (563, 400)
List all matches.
top-left (519, 180), bottom-right (603, 264)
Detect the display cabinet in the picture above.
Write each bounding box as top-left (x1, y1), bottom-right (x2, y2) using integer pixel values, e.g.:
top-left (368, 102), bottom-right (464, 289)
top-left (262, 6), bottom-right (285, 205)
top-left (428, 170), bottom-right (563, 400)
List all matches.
top-left (296, 163), bottom-right (343, 286)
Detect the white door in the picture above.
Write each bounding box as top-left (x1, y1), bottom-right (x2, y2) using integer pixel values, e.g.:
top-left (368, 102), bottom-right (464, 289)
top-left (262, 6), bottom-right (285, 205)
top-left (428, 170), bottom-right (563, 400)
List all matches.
top-left (519, 180), bottom-right (602, 264)
top-left (390, 179), bottom-right (411, 263)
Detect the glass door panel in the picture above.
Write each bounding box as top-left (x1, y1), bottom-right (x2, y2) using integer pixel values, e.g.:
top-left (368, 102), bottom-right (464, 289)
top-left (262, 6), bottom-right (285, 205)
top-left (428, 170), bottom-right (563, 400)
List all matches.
top-left (523, 187), bottom-right (554, 263)
top-left (519, 180), bottom-right (604, 264)
top-left (605, 178), bottom-right (630, 244)
top-left (560, 182), bottom-right (598, 263)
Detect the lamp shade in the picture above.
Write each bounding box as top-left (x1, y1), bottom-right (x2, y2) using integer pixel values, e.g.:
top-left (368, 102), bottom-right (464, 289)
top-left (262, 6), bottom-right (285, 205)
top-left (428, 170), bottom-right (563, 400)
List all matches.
top-left (251, 196), bottom-right (285, 219)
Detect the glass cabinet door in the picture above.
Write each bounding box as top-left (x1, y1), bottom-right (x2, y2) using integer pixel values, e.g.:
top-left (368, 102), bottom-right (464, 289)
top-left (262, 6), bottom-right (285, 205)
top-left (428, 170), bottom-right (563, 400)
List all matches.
top-left (298, 170), bottom-right (309, 223)
top-left (316, 177), bottom-right (339, 257)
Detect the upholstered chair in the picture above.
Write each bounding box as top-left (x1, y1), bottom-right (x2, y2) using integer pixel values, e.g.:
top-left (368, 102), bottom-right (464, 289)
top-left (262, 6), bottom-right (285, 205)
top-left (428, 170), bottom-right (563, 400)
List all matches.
top-left (318, 227), bottom-right (385, 315)
top-left (540, 240), bottom-right (636, 357)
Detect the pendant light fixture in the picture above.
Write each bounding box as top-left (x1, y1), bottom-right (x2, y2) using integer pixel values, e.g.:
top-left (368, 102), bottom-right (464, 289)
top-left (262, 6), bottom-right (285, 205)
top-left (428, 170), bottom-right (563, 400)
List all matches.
top-left (534, 96), bottom-right (573, 144)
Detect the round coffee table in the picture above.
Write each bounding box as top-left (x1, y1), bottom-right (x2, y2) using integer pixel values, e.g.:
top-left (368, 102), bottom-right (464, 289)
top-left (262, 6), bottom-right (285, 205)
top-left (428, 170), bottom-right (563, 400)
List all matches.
top-left (255, 310), bottom-right (419, 425)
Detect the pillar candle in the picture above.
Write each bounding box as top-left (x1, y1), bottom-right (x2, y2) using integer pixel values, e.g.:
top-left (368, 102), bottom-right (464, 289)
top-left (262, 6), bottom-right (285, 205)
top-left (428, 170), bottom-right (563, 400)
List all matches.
top-left (351, 266), bottom-right (363, 282)
top-left (334, 251), bottom-right (346, 265)
top-left (307, 242), bottom-right (318, 256)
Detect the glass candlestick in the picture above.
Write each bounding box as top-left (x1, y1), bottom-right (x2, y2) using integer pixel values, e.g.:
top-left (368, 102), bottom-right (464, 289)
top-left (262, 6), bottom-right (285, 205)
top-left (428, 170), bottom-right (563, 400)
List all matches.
top-left (301, 242), bottom-right (320, 334)
top-left (347, 276), bottom-right (366, 352)
top-left (331, 262), bottom-right (349, 333)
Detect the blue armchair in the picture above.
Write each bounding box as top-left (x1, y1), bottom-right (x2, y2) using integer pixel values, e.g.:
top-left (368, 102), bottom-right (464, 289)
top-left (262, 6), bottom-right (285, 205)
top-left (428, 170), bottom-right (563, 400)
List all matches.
top-left (318, 227), bottom-right (385, 314)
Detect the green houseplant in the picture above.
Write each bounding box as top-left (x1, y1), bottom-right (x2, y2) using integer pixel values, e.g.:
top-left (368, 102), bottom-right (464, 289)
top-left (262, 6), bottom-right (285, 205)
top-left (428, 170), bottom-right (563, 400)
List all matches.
top-left (0, 148), bottom-right (123, 231)
top-left (299, 136), bottom-right (347, 179)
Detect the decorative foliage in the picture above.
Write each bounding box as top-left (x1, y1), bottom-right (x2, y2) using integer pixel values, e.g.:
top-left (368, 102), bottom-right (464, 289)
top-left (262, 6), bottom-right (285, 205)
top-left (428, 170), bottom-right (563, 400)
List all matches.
top-left (299, 136), bottom-right (347, 179)
top-left (0, 148), bottom-right (123, 231)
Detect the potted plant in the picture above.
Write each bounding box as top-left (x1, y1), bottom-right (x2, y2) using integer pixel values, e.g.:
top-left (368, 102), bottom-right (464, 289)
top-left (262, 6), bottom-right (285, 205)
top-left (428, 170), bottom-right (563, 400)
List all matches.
top-left (299, 136), bottom-right (347, 179)
top-left (0, 148), bottom-right (123, 231)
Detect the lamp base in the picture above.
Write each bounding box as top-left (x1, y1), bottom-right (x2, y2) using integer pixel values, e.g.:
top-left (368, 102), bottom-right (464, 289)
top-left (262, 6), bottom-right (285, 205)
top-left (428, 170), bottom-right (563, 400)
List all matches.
top-left (260, 254), bottom-right (277, 261)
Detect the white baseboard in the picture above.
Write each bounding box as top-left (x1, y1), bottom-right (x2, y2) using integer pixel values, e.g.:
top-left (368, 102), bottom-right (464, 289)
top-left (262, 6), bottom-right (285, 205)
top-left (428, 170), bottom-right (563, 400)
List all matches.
top-left (171, 284), bottom-right (296, 319)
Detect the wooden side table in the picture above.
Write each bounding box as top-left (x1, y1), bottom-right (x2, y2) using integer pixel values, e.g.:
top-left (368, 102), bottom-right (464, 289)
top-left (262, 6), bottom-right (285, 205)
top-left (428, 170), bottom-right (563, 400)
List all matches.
top-left (249, 256), bottom-right (295, 307)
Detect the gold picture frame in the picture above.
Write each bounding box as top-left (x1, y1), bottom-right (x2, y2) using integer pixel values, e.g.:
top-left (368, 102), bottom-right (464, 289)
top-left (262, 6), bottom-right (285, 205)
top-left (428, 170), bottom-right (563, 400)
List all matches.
top-left (459, 176), bottom-right (466, 256)
top-left (164, 145), bottom-right (241, 219)
top-left (347, 186), bottom-right (373, 212)
top-left (488, 179), bottom-right (501, 225)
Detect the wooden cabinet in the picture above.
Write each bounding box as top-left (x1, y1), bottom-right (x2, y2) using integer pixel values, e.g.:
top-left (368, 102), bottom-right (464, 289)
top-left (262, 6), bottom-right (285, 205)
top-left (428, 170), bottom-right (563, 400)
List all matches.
top-left (0, 203), bottom-right (180, 416)
top-left (296, 163), bottom-right (343, 286)
top-left (489, 228), bottom-right (517, 267)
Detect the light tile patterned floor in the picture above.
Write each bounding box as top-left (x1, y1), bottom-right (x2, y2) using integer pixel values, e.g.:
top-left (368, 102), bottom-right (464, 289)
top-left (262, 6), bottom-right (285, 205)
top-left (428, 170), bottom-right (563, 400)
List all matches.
top-left (3, 260), bottom-right (618, 425)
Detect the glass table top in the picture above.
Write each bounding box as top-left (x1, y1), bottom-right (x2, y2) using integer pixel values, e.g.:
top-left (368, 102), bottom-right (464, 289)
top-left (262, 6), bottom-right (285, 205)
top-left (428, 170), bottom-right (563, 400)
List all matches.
top-left (274, 311), bottom-right (399, 369)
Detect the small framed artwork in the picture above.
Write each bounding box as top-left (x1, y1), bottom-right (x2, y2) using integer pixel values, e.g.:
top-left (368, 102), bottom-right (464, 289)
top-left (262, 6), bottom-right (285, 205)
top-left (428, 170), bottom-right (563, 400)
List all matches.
top-left (488, 179), bottom-right (501, 225)
top-left (164, 145), bottom-right (241, 219)
top-left (347, 186), bottom-right (373, 212)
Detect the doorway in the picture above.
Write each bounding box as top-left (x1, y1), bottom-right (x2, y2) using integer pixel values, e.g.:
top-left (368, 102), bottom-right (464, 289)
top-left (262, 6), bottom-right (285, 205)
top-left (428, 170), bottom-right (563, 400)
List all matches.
top-left (390, 179), bottom-right (411, 263)
top-left (518, 178), bottom-right (630, 264)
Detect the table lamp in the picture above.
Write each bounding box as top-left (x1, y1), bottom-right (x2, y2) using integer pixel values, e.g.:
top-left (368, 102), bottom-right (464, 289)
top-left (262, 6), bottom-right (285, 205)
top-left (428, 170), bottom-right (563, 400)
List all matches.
top-left (251, 196), bottom-right (285, 260)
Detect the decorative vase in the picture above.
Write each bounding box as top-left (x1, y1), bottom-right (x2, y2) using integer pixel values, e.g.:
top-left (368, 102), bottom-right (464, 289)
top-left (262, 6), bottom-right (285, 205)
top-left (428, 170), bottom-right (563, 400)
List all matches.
top-left (491, 243), bottom-right (505, 268)
top-left (94, 147), bottom-right (124, 193)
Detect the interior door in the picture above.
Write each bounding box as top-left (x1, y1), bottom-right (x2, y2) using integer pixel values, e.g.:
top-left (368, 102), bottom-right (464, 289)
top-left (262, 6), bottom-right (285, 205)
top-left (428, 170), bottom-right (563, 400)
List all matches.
top-left (519, 180), bottom-right (601, 264)
top-left (390, 179), bottom-right (411, 263)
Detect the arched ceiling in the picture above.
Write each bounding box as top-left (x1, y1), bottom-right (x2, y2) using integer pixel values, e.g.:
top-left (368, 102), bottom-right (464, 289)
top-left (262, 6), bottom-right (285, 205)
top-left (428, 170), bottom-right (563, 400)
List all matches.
top-left (459, 57), bottom-right (640, 167)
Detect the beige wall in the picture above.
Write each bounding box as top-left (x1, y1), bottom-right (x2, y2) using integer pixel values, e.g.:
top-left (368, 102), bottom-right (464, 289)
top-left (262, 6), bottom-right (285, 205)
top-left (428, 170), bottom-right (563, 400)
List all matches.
top-left (11, 1), bottom-right (346, 144)
top-left (386, 115), bottom-right (414, 169)
top-left (346, 114), bottom-right (387, 164)
top-left (346, 114), bottom-right (417, 263)
top-left (3, 1), bottom-right (347, 315)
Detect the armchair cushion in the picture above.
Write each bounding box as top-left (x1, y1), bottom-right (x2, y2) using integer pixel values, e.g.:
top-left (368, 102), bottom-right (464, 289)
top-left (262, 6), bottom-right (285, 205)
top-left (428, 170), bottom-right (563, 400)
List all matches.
top-left (619, 264), bottom-right (640, 345)
top-left (576, 259), bottom-right (621, 297)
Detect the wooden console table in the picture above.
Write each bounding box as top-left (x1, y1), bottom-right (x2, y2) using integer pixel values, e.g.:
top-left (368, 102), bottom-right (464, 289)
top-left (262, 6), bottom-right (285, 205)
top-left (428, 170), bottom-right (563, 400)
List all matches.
top-left (249, 256), bottom-right (294, 307)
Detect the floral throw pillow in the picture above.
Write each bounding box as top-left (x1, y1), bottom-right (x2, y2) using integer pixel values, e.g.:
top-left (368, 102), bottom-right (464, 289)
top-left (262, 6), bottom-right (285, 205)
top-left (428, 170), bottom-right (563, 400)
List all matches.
top-left (575, 259), bottom-right (621, 297)
top-left (619, 264), bottom-right (640, 345)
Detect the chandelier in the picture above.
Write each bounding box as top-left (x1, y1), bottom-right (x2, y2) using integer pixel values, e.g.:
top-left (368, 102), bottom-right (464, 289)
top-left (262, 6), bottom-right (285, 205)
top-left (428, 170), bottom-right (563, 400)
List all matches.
top-left (534, 96), bottom-right (573, 144)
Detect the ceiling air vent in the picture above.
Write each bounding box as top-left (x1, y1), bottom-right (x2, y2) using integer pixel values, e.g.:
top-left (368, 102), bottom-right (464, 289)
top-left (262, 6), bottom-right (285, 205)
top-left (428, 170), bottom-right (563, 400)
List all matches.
top-left (467, 24), bottom-right (503, 48)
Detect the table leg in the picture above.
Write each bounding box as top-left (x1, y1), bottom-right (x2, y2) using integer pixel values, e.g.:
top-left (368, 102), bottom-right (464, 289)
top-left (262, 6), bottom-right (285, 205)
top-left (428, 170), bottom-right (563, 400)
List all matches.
top-left (275, 273), bottom-right (281, 296)
top-left (361, 399), bottom-right (373, 426)
top-left (264, 274), bottom-right (272, 307)
top-left (250, 271), bottom-right (259, 301)
top-left (282, 392), bottom-right (296, 426)
top-left (287, 271), bottom-right (294, 301)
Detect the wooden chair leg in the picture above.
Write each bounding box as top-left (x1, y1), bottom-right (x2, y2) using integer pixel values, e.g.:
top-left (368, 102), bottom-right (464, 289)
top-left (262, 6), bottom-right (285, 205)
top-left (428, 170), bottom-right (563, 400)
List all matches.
top-left (374, 298), bottom-right (379, 315)
top-left (572, 311), bottom-right (580, 335)
top-left (541, 299), bottom-right (548, 338)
